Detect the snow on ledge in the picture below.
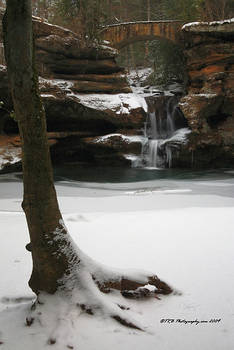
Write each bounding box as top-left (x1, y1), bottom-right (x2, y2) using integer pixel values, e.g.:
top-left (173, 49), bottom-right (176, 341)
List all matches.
top-left (41, 94), bottom-right (57, 99)
top-left (0, 147), bottom-right (21, 170)
top-left (39, 77), bottom-right (74, 90)
top-left (68, 93), bottom-right (148, 114)
top-left (94, 133), bottom-right (147, 144)
top-left (182, 18), bottom-right (234, 30)
top-left (190, 93), bottom-right (217, 98)
top-left (161, 128), bottom-right (191, 146)
top-left (180, 93), bottom-right (218, 103)
top-left (39, 77), bottom-right (148, 114)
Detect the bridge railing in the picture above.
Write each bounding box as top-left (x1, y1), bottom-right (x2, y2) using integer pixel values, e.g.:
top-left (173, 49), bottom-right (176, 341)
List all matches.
top-left (101, 20), bottom-right (183, 29)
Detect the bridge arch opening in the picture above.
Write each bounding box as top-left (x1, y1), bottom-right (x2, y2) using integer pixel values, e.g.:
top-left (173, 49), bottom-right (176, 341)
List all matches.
top-left (101, 21), bottom-right (183, 49)
top-left (116, 37), bottom-right (187, 89)
top-left (101, 21), bottom-right (186, 88)
top-left (115, 34), bottom-right (176, 50)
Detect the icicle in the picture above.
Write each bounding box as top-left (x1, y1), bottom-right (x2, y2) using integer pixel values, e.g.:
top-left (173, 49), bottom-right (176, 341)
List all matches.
top-left (166, 97), bottom-right (175, 137)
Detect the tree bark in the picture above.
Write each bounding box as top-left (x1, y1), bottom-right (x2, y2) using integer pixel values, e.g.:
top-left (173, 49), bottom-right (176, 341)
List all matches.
top-left (2, 2), bottom-right (173, 316)
top-left (3, 0), bottom-right (79, 295)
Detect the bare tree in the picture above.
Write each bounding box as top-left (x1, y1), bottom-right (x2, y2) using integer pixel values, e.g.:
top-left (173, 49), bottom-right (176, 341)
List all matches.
top-left (199, 0), bottom-right (234, 21)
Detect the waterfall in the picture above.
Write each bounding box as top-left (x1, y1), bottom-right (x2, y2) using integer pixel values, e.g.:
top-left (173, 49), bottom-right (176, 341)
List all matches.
top-left (141, 96), bottom-right (190, 169)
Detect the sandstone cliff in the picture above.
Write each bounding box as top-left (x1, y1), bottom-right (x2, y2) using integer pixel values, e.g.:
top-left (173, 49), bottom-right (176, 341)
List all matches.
top-left (178, 19), bottom-right (234, 168)
top-left (1, 11), bottom-right (234, 171)
top-left (0, 10), bottom-right (147, 171)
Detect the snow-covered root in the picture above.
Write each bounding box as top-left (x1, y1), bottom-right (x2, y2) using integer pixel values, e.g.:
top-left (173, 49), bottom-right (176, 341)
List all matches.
top-left (24, 225), bottom-right (172, 346)
top-left (50, 222), bottom-right (172, 299)
top-left (25, 248), bottom-right (172, 347)
top-left (26, 273), bottom-right (145, 348)
top-left (76, 247), bottom-right (173, 297)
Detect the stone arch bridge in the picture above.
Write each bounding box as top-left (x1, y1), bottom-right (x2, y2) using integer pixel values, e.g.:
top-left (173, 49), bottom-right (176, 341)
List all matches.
top-left (101, 21), bottom-right (184, 49)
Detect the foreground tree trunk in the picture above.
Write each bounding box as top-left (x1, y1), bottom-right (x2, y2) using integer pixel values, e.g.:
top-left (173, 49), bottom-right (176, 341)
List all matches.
top-left (3, 0), bottom-right (79, 294)
top-left (3, 1), bottom-right (172, 337)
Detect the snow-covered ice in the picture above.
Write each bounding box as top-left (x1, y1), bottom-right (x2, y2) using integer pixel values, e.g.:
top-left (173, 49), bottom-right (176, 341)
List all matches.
top-left (0, 172), bottom-right (234, 349)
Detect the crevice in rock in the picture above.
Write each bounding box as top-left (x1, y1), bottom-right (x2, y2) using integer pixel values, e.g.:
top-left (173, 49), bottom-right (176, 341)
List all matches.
top-left (206, 112), bottom-right (230, 129)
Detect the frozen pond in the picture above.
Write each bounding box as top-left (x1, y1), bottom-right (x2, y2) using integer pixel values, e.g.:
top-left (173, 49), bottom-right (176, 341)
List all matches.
top-left (0, 167), bottom-right (234, 350)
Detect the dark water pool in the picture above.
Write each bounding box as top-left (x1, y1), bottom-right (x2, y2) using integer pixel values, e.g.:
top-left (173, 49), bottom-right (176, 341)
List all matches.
top-left (53, 164), bottom-right (234, 184)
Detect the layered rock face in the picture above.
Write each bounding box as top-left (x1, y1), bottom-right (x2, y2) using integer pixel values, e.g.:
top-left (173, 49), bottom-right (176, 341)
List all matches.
top-left (0, 11), bottom-right (146, 170)
top-left (32, 17), bottom-right (131, 93)
top-left (178, 19), bottom-right (234, 168)
top-left (1, 10), bottom-right (233, 171)
top-left (0, 9), bottom-right (131, 93)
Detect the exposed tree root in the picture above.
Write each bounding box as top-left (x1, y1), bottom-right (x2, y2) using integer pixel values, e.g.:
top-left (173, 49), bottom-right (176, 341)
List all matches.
top-left (26, 248), bottom-right (173, 340)
top-left (96, 275), bottom-right (172, 297)
top-left (25, 317), bottom-right (34, 326)
top-left (117, 304), bottom-right (130, 310)
top-left (48, 338), bottom-right (56, 345)
top-left (24, 235), bottom-right (173, 345)
top-left (75, 247), bottom-right (173, 298)
top-left (112, 315), bottom-right (143, 331)
top-left (77, 303), bottom-right (94, 315)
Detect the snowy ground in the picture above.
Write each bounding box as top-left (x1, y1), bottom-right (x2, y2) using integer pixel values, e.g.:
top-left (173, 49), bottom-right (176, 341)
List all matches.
top-left (0, 171), bottom-right (234, 349)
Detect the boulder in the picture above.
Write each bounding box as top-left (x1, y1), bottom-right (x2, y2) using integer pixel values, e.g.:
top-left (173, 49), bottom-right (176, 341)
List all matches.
top-left (38, 77), bottom-right (145, 133)
top-left (0, 132), bottom-right (140, 171)
top-left (50, 133), bottom-right (134, 167)
top-left (79, 133), bottom-right (143, 166)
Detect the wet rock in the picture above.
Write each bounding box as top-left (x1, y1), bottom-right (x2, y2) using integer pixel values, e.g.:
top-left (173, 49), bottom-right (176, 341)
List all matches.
top-left (83, 134), bottom-right (143, 155)
top-left (0, 131), bottom-right (140, 173)
top-left (146, 95), bottom-right (188, 131)
top-left (50, 134), bottom-right (132, 167)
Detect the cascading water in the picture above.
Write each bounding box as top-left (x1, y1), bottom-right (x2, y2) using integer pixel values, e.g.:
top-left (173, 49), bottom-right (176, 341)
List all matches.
top-left (141, 95), bottom-right (190, 169)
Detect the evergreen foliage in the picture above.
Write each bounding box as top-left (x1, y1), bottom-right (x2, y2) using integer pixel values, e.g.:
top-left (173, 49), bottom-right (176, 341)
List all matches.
top-left (147, 39), bottom-right (186, 87)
